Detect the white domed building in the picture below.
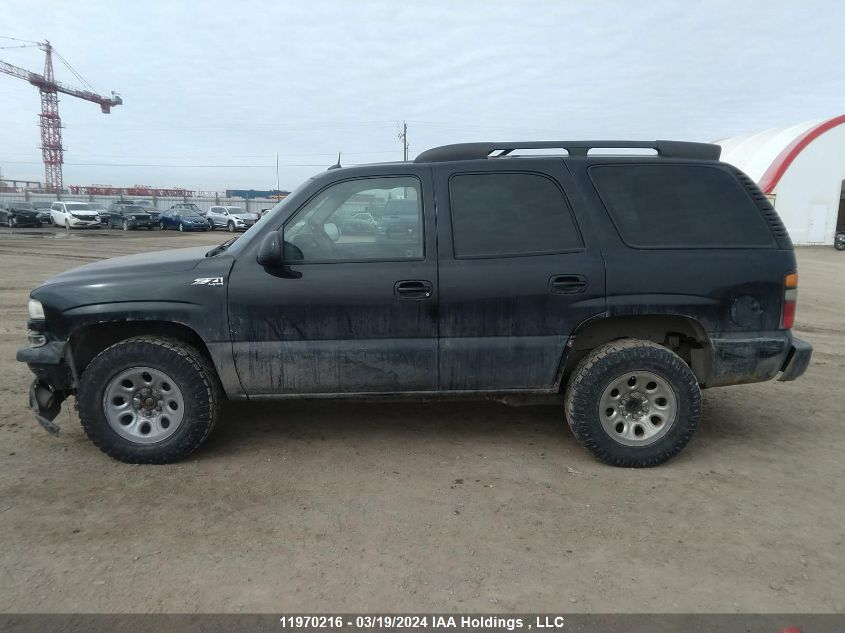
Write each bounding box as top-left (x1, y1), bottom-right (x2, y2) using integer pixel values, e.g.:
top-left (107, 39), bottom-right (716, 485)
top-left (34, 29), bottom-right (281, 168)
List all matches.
top-left (718, 114), bottom-right (845, 245)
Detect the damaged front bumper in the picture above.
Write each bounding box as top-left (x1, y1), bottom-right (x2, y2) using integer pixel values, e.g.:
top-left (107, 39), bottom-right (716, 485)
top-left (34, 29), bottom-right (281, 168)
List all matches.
top-left (16, 340), bottom-right (73, 434)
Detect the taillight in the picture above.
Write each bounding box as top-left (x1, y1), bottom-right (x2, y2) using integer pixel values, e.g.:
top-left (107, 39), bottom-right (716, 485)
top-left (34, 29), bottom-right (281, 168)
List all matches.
top-left (781, 273), bottom-right (798, 329)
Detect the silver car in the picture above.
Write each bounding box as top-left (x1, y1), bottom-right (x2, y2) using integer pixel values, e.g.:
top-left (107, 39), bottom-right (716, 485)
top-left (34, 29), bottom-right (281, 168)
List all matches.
top-left (206, 206), bottom-right (258, 232)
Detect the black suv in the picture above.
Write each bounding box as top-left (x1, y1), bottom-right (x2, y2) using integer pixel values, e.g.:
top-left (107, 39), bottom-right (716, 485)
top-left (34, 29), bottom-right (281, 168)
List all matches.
top-left (17, 140), bottom-right (811, 466)
top-left (105, 203), bottom-right (154, 230)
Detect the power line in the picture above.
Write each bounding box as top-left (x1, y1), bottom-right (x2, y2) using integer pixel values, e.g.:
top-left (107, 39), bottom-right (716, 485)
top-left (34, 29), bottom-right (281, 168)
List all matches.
top-left (0, 35), bottom-right (40, 44)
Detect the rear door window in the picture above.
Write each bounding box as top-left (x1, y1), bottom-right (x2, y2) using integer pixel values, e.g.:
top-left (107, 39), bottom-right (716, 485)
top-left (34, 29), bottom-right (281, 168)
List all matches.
top-left (589, 164), bottom-right (774, 248)
top-left (448, 172), bottom-right (582, 258)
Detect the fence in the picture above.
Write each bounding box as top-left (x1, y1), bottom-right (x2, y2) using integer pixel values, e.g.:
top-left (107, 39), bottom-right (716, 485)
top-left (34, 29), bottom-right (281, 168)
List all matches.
top-left (0, 192), bottom-right (280, 215)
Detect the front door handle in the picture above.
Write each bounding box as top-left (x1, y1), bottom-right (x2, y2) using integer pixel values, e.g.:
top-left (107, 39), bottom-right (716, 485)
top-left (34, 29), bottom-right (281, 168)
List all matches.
top-left (395, 280), bottom-right (433, 300)
top-left (550, 274), bottom-right (587, 294)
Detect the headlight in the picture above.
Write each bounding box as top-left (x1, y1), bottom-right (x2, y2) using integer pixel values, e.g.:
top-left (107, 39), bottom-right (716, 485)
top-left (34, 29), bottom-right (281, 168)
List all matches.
top-left (28, 298), bottom-right (45, 320)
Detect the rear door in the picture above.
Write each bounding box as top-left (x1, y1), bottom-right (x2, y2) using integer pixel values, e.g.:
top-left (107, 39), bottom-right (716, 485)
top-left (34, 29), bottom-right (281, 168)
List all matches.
top-left (433, 159), bottom-right (606, 391)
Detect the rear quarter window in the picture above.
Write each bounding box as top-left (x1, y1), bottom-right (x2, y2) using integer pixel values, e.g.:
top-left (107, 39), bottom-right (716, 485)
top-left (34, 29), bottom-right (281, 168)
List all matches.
top-left (589, 164), bottom-right (775, 248)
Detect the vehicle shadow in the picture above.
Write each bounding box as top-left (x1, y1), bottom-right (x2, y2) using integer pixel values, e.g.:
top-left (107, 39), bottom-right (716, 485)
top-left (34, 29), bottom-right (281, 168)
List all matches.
top-left (203, 398), bottom-right (575, 458)
top-left (200, 385), bottom-right (808, 466)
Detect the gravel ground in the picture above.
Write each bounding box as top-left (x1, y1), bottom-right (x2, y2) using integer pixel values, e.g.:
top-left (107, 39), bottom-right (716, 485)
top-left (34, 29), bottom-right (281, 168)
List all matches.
top-left (0, 226), bottom-right (842, 613)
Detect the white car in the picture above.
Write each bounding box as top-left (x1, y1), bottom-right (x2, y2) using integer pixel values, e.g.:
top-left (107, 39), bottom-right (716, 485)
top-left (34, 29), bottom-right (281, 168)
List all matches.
top-left (206, 206), bottom-right (258, 232)
top-left (50, 201), bottom-right (101, 229)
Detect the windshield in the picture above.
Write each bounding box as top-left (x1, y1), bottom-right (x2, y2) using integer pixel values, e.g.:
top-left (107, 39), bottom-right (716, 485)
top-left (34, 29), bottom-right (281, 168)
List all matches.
top-left (225, 207), bottom-right (245, 214)
top-left (14, 202), bottom-right (34, 209)
top-left (66, 203), bottom-right (94, 211)
top-left (123, 206), bottom-right (145, 213)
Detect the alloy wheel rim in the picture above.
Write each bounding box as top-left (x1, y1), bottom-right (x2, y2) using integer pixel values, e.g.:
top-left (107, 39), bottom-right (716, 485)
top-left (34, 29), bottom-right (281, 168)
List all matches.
top-left (598, 370), bottom-right (677, 446)
top-left (103, 366), bottom-right (185, 444)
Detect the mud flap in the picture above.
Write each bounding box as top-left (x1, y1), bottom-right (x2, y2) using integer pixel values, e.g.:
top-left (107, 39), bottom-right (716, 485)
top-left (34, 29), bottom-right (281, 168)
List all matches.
top-left (29, 380), bottom-right (65, 435)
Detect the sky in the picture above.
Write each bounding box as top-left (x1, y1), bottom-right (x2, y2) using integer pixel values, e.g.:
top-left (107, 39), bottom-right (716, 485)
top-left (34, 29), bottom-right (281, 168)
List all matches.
top-left (1, 0), bottom-right (843, 192)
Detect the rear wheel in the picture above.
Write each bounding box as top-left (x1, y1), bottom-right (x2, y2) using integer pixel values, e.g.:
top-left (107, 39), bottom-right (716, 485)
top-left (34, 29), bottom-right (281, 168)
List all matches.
top-left (178, 223), bottom-right (184, 232)
top-left (77, 336), bottom-right (221, 463)
top-left (9, 216), bottom-right (17, 228)
top-left (159, 221), bottom-right (165, 230)
top-left (123, 220), bottom-right (130, 231)
top-left (564, 339), bottom-right (701, 467)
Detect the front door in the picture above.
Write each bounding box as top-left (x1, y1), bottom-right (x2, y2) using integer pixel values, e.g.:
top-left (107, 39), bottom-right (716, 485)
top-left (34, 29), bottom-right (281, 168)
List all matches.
top-left (227, 170), bottom-right (438, 395)
top-left (433, 159), bottom-right (606, 391)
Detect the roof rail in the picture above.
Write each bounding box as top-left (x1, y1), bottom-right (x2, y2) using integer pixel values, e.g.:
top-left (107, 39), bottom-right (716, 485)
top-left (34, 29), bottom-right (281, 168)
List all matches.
top-left (414, 140), bottom-right (721, 163)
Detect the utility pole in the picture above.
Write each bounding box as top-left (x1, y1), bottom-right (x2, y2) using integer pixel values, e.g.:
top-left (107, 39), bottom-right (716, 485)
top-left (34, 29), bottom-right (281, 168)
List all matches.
top-left (276, 153), bottom-right (280, 193)
top-left (398, 120), bottom-right (408, 161)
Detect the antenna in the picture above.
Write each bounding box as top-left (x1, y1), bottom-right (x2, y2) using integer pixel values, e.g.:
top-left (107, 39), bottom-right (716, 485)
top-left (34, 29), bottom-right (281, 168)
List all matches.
top-left (328, 152), bottom-right (342, 170)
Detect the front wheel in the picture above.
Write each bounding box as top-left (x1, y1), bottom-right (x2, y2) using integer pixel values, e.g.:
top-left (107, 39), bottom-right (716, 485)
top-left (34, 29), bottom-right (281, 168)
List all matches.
top-left (227, 221), bottom-right (235, 232)
top-left (76, 336), bottom-right (221, 463)
top-left (9, 216), bottom-right (17, 228)
top-left (835, 237), bottom-right (845, 251)
top-left (65, 219), bottom-right (71, 231)
top-left (564, 339), bottom-right (701, 467)
top-left (123, 220), bottom-right (130, 231)
top-left (159, 221), bottom-right (165, 230)
top-left (178, 223), bottom-right (184, 232)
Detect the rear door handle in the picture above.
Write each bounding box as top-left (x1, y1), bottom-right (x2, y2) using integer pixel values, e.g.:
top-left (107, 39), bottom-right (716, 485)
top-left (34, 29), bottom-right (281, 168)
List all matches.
top-left (395, 280), bottom-right (433, 300)
top-left (550, 274), bottom-right (587, 294)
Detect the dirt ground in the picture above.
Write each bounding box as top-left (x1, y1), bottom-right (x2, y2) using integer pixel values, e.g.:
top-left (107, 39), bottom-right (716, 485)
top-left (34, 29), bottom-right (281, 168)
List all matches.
top-left (0, 225), bottom-right (842, 614)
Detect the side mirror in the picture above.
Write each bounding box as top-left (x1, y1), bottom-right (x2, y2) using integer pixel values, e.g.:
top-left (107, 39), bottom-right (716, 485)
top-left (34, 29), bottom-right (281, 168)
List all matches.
top-left (257, 231), bottom-right (284, 266)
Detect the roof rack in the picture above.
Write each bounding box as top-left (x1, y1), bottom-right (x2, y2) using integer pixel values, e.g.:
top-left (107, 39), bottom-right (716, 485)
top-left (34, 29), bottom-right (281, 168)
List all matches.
top-left (414, 140), bottom-right (721, 163)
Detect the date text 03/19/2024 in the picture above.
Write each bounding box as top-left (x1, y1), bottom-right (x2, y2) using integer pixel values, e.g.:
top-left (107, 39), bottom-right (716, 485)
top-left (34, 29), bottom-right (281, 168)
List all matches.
top-left (277, 615), bottom-right (567, 630)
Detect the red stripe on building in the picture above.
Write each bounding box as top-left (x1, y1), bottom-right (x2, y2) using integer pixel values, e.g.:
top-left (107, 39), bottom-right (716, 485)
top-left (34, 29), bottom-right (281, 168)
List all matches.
top-left (759, 113), bottom-right (845, 193)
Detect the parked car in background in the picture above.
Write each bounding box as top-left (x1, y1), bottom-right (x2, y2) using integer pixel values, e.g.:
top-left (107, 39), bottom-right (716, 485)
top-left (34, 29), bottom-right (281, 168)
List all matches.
top-left (169, 202), bottom-right (205, 216)
top-left (133, 200), bottom-right (160, 219)
top-left (158, 208), bottom-right (210, 231)
top-left (0, 201), bottom-right (42, 227)
top-left (206, 206), bottom-right (259, 232)
top-left (50, 201), bottom-right (101, 229)
top-left (105, 204), bottom-right (154, 230)
top-left (341, 211), bottom-right (383, 235)
top-left (31, 202), bottom-right (53, 224)
top-left (88, 204), bottom-right (108, 225)
top-left (380, 198), bottom-right (420, 241)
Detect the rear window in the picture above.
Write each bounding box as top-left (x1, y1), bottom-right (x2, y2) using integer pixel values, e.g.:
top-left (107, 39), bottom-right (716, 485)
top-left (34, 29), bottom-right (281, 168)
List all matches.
top-left (589, 164), bottom-right (774, 248)
top-left (449, 172), bottom-right (583, 258)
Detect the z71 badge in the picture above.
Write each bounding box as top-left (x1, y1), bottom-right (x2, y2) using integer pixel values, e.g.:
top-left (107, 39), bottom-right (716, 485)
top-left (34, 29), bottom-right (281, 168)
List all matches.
top-left (191, 277), bottom-right (224, 286)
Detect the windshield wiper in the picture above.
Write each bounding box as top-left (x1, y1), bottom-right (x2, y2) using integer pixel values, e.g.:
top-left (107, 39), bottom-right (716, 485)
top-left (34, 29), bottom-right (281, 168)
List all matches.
top-left (205, 237), bottom-right (238, 258)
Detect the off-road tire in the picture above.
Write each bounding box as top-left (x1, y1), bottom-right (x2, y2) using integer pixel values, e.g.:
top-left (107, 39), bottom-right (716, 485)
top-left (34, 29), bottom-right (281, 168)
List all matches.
top-left (77, 336), bottom-right (221, 464)
top-left (564, 339), bottom-right (701, 467)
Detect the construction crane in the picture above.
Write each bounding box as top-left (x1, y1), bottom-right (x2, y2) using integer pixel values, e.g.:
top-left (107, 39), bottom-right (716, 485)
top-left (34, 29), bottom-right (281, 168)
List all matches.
top-left (0, 38), bottom-right (122, 192)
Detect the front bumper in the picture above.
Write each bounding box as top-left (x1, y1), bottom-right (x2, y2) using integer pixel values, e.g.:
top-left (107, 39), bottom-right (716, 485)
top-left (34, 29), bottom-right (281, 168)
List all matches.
top-left (10, 215), bottom-right (40, 226)
top-left (17, 341), bottom-right (73, 434)
top-left (68, 218), bottom-right (100, 228)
